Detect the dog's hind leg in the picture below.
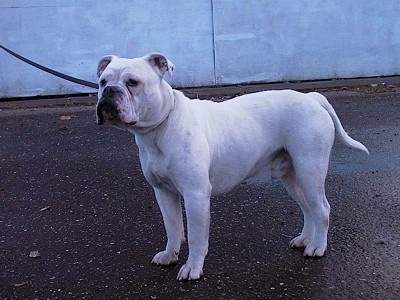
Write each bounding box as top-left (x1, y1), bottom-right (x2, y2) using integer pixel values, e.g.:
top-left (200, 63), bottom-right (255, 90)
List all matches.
top-left (298, 179), bottom-right (330, 257)
top-left (280, 168), bottom-right (316, 251)
top-left (279, 155), bottom-right (331, 257)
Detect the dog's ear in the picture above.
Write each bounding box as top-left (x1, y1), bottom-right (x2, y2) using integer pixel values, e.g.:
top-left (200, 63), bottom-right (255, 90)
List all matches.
top-left (144, 53), bottom-right (174, 77)
top-left (97, 55), bottom-right (117, 77)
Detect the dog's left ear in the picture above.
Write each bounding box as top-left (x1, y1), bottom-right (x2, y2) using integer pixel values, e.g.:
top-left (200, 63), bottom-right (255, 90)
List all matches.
top-left (144, 53), bottom-right (175, 77)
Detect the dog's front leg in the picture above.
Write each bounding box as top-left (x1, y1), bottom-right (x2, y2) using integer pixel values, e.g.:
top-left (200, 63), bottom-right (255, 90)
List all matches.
top-left (177, 188), bottom-right (211, 281)
top-left (151, 187), bottom-right (185, 266)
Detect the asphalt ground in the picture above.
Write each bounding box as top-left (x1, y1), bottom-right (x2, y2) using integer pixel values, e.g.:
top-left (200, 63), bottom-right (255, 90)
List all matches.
top-left (1, 79), bottom-right (400, 299)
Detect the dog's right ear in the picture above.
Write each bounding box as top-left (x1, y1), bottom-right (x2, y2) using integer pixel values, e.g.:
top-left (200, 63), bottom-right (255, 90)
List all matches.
top-left (97, 55), bottom-right (117, 77)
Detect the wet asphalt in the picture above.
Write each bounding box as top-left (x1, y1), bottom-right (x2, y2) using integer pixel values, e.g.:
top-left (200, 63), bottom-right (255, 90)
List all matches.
top-left (0, 87), bottom-right (399, 299)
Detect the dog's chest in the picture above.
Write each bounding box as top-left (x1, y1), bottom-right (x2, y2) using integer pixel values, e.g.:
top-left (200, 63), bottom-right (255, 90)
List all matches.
top-left (145, 164), bottom-right (170, 188)
top-left (140, 148), bottom-right (175, 191)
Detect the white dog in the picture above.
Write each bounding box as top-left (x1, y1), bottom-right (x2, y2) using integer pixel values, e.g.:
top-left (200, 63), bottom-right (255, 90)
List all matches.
top-left (96, 53), bottom-right (369, 281)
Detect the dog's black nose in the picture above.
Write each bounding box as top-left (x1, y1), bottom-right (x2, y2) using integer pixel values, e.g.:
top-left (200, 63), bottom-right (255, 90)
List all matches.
top-left (102, 86), bottom-right (118, 97)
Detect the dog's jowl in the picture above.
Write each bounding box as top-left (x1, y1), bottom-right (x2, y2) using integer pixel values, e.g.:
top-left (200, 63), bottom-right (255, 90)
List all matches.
top-left (96, 53), bottom-right (369, 281)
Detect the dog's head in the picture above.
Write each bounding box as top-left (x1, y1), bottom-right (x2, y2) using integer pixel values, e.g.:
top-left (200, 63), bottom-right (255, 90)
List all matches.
top-left (96, 53), bottom-right (174, 130)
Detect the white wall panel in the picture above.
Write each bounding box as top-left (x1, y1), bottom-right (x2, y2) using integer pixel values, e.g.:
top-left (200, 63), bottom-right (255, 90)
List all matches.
top-left (1, 1), bottom-right (400, 97)
top-left (212, 0), bottom-right (400, 84)
top-left (0, 0), bottom-right (214, 97)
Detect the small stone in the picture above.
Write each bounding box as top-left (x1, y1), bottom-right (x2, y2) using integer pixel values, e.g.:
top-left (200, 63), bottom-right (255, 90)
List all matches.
top-left (29, 250), bottom-right (41, 258)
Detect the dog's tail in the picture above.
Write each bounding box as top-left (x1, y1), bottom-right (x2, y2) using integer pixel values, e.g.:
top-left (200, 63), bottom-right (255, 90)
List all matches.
top-left (307, 92), bottom-right (370, 155)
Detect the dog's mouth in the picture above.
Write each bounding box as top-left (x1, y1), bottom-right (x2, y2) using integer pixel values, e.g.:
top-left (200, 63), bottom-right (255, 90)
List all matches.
top-left (96, 100), bottom-right (117, 125)
top-left (96, 100), bottom-right (137, 126)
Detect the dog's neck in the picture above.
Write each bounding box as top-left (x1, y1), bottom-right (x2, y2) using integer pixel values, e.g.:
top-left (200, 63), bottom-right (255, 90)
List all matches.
top-left (127, 82), bottom-right (176, 136)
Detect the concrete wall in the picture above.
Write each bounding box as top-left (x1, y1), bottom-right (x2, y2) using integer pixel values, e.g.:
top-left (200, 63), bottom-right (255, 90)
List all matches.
top-left (213, 1), bottom-right (400, 84)
top-left (1, 0), bottom-right (400, 97)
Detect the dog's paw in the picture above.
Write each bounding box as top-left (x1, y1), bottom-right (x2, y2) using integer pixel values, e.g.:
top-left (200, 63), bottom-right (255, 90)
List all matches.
top-left (151, 250), bottom-right (179, 266)
top-left (289, 235), bottom-right (311, 248)
top-left (177, 263), bottom-right (203, 281)
top-left (303, 242), bottom-right (326, 257)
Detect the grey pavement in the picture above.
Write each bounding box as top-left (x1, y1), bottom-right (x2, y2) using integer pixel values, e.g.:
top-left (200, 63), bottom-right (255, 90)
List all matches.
top-left (0, 80), bottom-right (400, 299)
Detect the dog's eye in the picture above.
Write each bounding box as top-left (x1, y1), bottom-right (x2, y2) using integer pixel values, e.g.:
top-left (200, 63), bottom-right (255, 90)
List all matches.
top-left (127, 79), bottom-right (138, 87)
top-left (100, 79), bottom-right (107, 87)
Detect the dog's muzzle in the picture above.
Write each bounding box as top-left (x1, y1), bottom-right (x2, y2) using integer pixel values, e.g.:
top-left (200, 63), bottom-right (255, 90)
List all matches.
top-left (96, 98), bottom-right (117, 125)
top-left (96, 86), bottom-right (136, 126)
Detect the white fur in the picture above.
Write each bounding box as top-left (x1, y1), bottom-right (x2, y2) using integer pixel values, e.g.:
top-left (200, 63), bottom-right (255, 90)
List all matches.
top-left (96, 54), bottom-right (369, 281)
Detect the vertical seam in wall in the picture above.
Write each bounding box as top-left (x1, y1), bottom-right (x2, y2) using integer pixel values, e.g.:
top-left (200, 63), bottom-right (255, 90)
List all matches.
top-left (211, 0), bottom-right (217, 86)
